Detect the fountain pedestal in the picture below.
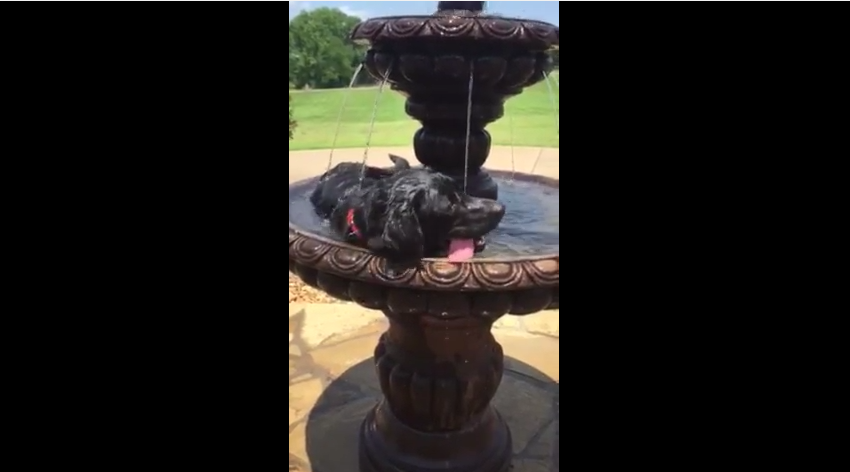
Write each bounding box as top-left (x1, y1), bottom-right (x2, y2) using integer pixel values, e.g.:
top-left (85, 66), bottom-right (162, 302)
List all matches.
top-left (360, 310), bottom-right (511, 472)
top-left (290, 3), bottom-right (558, 471)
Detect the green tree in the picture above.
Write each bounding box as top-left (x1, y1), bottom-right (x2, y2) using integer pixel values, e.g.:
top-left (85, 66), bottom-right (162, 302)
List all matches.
top-left (289, 93), bottom-right (296, 139)
top-left (289, 8), bottom-right (365, 89)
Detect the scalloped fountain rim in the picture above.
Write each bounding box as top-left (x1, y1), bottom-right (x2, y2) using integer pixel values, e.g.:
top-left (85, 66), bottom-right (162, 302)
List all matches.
top-left (350, 14), bottom-right (559, 49)
top-left (288, 170), bottom-right (559, 292)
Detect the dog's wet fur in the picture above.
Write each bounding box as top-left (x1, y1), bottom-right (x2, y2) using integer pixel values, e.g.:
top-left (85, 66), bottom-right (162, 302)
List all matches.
top-left (309, 155), bottom-right (505, 261)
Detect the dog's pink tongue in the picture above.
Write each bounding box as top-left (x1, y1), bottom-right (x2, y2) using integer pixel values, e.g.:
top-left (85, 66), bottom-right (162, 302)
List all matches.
top-left (448, 239), bottom-right (475, 262)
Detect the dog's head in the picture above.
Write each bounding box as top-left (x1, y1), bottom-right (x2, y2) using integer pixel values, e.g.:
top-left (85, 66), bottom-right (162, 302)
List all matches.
top-left (375, 171), bottom-right (505, 261)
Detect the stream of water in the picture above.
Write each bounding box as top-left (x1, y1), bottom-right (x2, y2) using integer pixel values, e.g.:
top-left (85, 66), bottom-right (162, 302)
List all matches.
top-left (327, 63), bottom-right (364, 171)
top-left (530, 71), bottom-right (560, 176)
top-left (358, 64), bottom-right (393, 187)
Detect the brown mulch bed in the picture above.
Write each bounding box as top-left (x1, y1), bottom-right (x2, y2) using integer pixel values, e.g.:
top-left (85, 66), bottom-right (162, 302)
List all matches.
top-left (288, 272), bottom-right (347, 304)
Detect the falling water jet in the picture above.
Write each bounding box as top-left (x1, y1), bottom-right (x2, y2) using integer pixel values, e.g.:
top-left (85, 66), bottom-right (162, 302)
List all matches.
top-left (508, 105), bottom-right (516, 183)
top-left (529, 147), bottom-right (546, 176)
top-left (358, 62), bottom-right (394, 187)
top-left (543, 70), bottom-right (559, 132)
top-left (327, 62), bottom-right (365, 172)
top-left (463, 62), bottom-right (475, 194)
top-left (529, 70), bottom-right (559, 176)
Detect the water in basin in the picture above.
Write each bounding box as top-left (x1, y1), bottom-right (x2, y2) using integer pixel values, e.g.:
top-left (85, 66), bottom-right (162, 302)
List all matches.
top-left (288, 176), bottom-right (559, 257)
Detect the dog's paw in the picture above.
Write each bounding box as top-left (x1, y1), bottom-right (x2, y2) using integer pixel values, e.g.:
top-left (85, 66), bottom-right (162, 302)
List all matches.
top-left (366, 237), bottom-right (385, 252)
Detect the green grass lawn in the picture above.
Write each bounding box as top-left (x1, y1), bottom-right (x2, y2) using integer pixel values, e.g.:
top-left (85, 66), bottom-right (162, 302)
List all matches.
top-left (289, 78), bottom-right (559, 150)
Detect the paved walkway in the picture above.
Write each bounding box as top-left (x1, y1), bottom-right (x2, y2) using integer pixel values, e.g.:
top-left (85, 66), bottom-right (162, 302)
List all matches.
top-left (289, 146), bottom-right (560, 182)
top-left (289, 304), bottom-right (559, 472)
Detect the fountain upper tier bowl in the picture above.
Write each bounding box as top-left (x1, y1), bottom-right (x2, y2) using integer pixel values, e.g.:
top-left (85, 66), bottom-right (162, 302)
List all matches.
top-left (289, 170), bottom-right (559, 316)
top-left (350, 8), bottom-right (559, 103)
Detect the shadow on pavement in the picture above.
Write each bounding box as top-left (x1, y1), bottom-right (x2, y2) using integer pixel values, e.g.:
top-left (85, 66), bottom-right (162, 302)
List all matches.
top-left (303, 356), bottom-right (559, 472)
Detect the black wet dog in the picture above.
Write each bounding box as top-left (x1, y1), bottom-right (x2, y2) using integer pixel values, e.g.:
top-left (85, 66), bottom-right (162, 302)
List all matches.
top-left (309, 155), bottom-right (505, 261)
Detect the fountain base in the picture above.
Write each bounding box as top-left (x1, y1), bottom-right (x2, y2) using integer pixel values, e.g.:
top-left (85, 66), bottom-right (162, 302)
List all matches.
top-left (354, 311), bottom-right (515, 472)
top-left (360, 403), bottom-right (512, 472)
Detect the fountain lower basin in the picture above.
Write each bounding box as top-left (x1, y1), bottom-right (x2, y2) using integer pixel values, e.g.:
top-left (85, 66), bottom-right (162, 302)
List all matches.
top-left (289, 170), bottom-right (559, 257)
top-left (289, 170), bottom-right (559, 311)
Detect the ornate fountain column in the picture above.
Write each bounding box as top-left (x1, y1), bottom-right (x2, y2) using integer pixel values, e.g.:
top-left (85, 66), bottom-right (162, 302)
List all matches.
top-left (361, 305), bottom-right (511, 472)
top-left (349, 5), bottom-right (558, 471)
top-left (409, 102), bottom-right (499, 200)
top-left (288, 3), bottom-right (558, 472)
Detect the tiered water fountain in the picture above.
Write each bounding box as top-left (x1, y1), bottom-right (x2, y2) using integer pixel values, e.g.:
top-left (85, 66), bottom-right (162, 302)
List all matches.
top-left (289, 2), bottom-right (558, 471)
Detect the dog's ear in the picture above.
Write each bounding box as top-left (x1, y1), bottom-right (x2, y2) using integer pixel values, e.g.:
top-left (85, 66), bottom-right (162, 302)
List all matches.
top-left (388, 154), bottom-right (411, 170)
top-left (381, 203), bottom-right (423, 259)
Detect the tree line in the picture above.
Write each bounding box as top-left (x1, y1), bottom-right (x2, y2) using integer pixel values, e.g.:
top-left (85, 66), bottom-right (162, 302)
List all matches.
top-left (289, 93), bottom-right (296, 139)
top-left (289, 7), bottom-right (559, 90)
top-left (289, 8), bottom-right (372, 90)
